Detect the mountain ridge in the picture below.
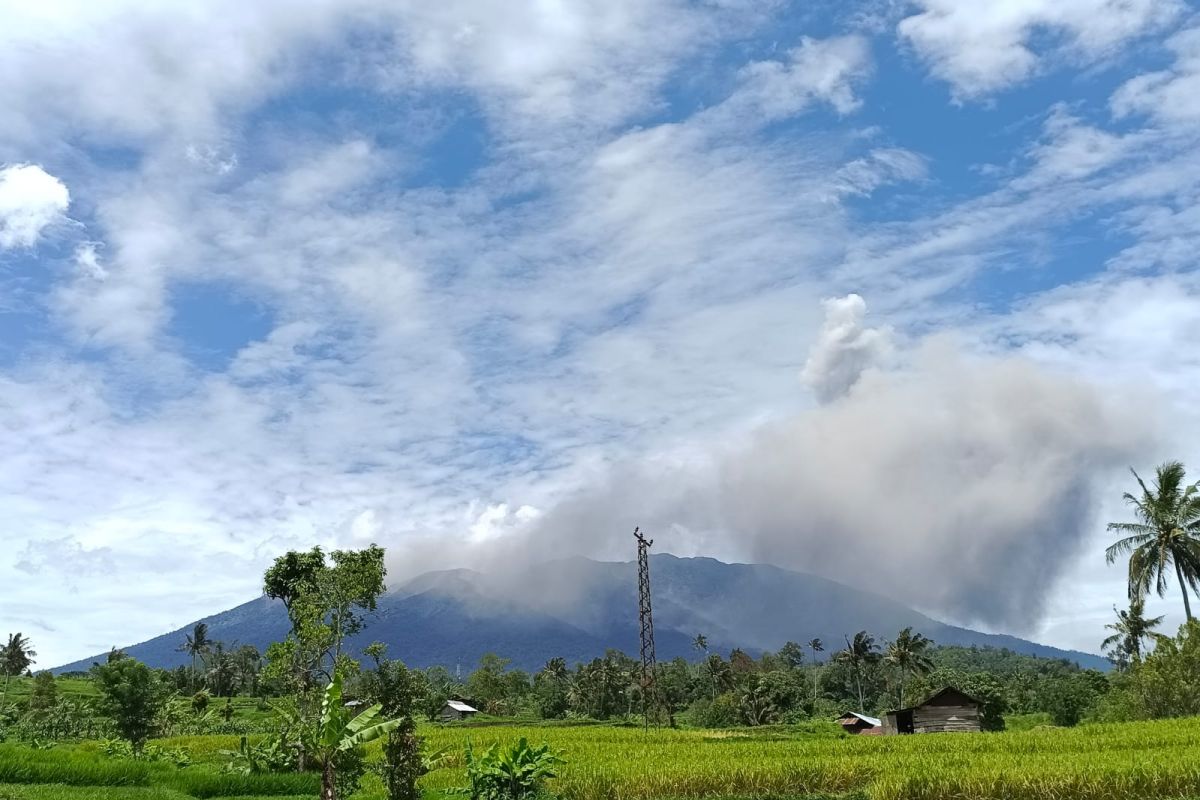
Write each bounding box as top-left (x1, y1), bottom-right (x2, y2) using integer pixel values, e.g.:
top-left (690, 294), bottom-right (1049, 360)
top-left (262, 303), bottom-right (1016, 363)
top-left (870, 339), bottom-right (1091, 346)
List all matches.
top-left (54, 553), bottom-right (1108, 672)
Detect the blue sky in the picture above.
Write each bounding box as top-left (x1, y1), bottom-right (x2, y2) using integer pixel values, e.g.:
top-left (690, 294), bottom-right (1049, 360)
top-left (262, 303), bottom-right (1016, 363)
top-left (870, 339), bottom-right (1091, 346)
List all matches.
top-left (2, 0), bottom-right (1200, 667)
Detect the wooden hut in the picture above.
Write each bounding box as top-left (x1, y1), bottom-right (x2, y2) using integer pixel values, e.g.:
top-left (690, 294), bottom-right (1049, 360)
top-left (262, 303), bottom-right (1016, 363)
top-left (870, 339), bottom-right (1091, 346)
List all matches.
top-left (881, 687), bottom-right (982, 734)
top-left (835, 711), bottom-right (883, 735)
top-left (439, 699), bottom-right (479, 722)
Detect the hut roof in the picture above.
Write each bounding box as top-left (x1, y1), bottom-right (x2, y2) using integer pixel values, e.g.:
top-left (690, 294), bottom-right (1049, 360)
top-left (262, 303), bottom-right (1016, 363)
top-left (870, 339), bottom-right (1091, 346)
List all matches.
top-left (445, 700), bottom-right (478, 713)
top-left (886, 686), bottom-right (982, 716)
top-left (836, 711), bottom-right (881, 727)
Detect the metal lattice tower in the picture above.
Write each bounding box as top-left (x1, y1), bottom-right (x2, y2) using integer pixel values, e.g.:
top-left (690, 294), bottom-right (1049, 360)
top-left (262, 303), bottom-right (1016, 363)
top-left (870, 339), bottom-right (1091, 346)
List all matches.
top-left (634, 527), bottom-right (660, 727)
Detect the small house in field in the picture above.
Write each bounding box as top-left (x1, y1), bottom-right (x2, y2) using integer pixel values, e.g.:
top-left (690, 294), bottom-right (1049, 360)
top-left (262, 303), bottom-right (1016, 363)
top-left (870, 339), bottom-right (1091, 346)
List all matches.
top-left (836, 711), bottom-right (883, 735)
top-left (882, 687), bottom-right (982, 734)
top-left (439, 699), bottom-right (479, 722)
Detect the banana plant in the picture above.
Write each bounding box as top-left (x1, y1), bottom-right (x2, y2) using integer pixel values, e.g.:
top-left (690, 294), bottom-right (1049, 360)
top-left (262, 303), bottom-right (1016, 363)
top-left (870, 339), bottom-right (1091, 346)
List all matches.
top-left (311, 671), bottom-right (402, 800)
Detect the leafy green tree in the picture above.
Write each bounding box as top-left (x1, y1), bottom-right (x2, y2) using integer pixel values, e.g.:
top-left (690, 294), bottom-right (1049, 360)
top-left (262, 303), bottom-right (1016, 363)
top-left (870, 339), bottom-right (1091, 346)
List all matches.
top-left (1, 632), bottom-right (36, 707)
top-left (729, 649), bottom-right (756, 674)
top-left (702, 654), bottom-right (734, 701)
top-left (777, 641), bottom-right (805, 669)
top-left (738, 676), bottom-right (778, 726)
top-left (178, 623), bottom-right (211, 691)
top-left (884, 627), bottom-right (935, 708)
top-left (1037, 672), bottom-right (1106, 727)
top-left (205, 642), bottom-right (237, 697)
top-left (1102, 595), bottom-right (1165, 669)
top-left (310, 671), bottom-right (402, 800)
top-left (28, 670), bottom-right (57, 711)
top-left (264, 545), bottom-right (387, 690)
top-left (533, 658), bottom-right (570, 719)
top-left (1099, 620), bottom-right (1200, 721)
top-left (233, 645), bottom-right (263, 695)
top-left (1106, 462), bottom-right (1200, 621)
top-left (835, 632), bottom-right (881, 713)
top-left (93, 658), bottom-right (169, 755)
top-left (419, 666), bottom-right (456, 721)
top-left (468, 653), bottom-right (515, 714)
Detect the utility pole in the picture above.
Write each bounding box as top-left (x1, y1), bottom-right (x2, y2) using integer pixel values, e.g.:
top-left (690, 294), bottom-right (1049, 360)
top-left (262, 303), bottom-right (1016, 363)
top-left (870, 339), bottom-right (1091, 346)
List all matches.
top-left (634, 527), bottom-right (661, 728)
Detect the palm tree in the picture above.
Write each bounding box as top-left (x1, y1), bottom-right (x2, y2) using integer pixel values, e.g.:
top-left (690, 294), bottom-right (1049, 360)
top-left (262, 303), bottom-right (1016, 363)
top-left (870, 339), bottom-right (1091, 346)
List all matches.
top-left (1, 633), bottom-right (36, 707)
top-left (883, 627), bottom-right (934, 708)
top-left (807, 637), bottom-right (824, 700)
top-left (233, 645), bottom-right (262, 695)
top-left (1106, 462), bottom-right (1200, 621)
top-left (834, 631), bottom-right (881, 713)
top-left (1101, 594), bottom-right (1165, 668)
top-left (205, 642), bottom-right (236, 697)
top-left (692, 633), bottom-right (708, 655)
top-left (178, 623), bottom-right (211, 691)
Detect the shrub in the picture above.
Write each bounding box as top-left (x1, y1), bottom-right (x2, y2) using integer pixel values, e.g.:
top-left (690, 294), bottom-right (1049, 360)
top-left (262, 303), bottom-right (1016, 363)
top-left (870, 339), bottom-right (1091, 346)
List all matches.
top-left (452, 738), bottom-right (563, 800)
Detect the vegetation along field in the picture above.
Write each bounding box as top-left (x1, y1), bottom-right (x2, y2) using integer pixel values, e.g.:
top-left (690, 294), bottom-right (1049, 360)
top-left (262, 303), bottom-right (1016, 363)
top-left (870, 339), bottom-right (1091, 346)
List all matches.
top-left (3, 462), bottom-right (1200, 798)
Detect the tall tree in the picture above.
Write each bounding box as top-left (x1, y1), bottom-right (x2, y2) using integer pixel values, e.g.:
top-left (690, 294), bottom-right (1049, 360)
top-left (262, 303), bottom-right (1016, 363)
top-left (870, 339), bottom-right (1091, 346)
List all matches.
top-left (835, 631), bottom-right (881, 713)
top-left (263, 545), bottom-right (387, 690)
top-left (884, 627), bottom-right (934, 708)
top-left (777, 641), bottom-right (805, 670)
top-left (178, 623), bottom-right (211, 691)
top-left (205, 642), bottom-right (237, 696)
top-left (1, 632), bottom-right (36, 707)
top-left (1106, 462), bottom-right (1200, 621)
top-left (1102, 595), bottom-right (1165, 669)
top-left (806, 637), bottom-right (824, 700)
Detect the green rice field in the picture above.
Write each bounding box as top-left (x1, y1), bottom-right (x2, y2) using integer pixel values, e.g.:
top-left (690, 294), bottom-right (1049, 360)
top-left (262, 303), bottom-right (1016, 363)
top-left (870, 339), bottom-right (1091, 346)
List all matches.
top-left (3, 716), bottom-right (1200, 800)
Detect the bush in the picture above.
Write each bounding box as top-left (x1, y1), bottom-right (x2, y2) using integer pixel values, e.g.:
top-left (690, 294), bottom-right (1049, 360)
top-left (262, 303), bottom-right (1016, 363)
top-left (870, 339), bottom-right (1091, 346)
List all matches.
top-left (687, 693), bottom-right (741, 728)
top-left (453, 738), bottom-right (563, 800)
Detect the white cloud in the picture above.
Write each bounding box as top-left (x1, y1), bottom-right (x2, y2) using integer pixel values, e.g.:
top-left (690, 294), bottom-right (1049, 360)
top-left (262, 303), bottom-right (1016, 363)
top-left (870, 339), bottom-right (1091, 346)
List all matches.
top-left (832, 147), bottom-right (927, 196)
top-left (1112, 24), bottom-right (1200, 125)
top-left (0, 164), bottom-right (69, 248)
top-left (734, 35), bottom-right (873, 119)
top-left (898, 0), bottom-right (1182, 98)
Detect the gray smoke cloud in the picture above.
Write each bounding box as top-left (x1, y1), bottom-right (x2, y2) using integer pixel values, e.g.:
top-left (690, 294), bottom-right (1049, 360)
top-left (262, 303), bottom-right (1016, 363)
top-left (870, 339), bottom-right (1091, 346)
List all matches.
top-left (387, 298), bottom-right (1155, 630)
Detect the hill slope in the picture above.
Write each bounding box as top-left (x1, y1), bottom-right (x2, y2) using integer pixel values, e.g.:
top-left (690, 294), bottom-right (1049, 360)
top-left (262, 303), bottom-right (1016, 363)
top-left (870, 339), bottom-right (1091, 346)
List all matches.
top-left (55, 554), bottom-right (1108, 672)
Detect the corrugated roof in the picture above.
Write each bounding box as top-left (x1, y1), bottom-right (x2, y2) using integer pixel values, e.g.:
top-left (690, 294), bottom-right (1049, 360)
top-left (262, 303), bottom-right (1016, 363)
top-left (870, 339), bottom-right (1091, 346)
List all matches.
top-left (838, 711), bottom-right (881, 727)
top-left (445, 700), bottom-right (478, 712)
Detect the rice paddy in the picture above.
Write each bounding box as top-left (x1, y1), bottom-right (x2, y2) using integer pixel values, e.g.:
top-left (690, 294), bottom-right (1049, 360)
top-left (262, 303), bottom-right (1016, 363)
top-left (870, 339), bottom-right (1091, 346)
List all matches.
top-left (3, 716), bottom-right (1200, 799)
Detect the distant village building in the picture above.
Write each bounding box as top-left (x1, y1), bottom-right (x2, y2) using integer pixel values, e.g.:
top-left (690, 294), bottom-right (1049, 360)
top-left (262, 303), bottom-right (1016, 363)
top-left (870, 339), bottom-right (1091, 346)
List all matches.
top-left (836, 711), bottom-right (883, 735)
top-left (882, 687), bottom-right (982, 734)
top-left (439, 699), bottom-right (479, 722)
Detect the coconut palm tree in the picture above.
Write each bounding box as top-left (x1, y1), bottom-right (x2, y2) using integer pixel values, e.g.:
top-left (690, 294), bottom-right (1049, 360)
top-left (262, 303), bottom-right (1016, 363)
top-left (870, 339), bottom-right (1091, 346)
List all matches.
top-left (807, 637), bottom-right (825, 700)
top-left (1106, 462), bottom-right (1200, 621)
top-left (178, 623), bottom-right (211, 691)
top-left (806, 638), bottom-right (824, 664)
top-left (884, 627), bottom-right (934, 708)
top-left (1, 633), bottom-right (36, 707)
top-left (1101, 594), bottom-right (1165, 668)
top-left (835, 631), bottom-right (881, 713)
